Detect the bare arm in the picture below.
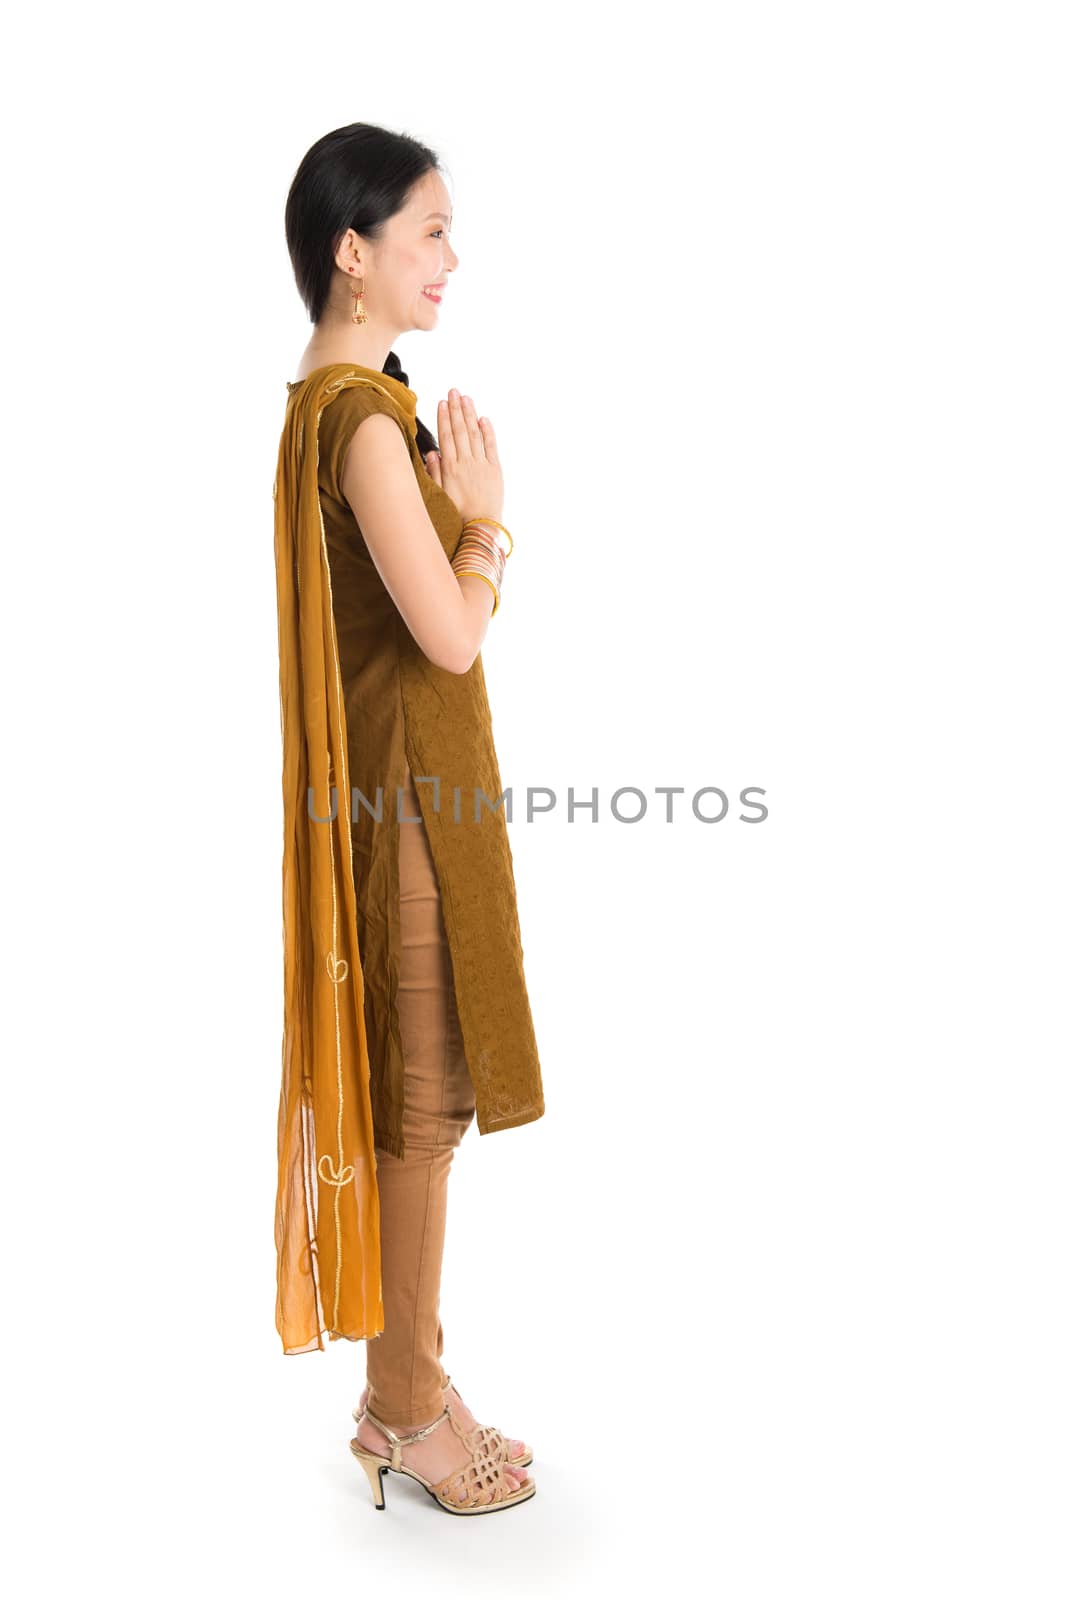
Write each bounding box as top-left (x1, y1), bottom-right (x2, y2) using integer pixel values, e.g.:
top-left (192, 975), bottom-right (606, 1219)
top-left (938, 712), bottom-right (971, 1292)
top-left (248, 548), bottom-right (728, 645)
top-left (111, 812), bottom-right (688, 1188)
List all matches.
top-left (340, 414), bottom-right (493, 675)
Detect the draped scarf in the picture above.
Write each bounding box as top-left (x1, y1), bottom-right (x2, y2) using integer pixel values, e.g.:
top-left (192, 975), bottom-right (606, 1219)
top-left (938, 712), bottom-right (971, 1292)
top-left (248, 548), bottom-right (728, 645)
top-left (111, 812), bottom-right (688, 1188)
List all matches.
top-left (271, 366), bottom-right (413, 1353)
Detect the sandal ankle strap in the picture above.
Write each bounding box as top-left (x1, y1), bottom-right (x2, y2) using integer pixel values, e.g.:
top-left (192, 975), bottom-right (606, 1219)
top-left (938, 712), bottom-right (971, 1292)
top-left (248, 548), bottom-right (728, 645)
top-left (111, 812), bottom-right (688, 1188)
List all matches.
top-left (363, 1403), bottom-right (452, 1470)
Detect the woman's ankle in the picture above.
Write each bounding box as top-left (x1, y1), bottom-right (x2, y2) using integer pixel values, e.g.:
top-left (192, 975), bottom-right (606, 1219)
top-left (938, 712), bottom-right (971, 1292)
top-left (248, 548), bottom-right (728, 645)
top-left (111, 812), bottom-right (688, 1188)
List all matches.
top-left (365, 1404), bottom-right (447, 1438)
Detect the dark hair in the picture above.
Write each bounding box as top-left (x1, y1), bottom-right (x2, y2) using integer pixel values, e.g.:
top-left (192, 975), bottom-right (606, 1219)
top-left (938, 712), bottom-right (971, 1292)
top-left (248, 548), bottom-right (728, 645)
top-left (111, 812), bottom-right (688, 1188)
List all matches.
top-left (285, 121), bottom-right (442, 458)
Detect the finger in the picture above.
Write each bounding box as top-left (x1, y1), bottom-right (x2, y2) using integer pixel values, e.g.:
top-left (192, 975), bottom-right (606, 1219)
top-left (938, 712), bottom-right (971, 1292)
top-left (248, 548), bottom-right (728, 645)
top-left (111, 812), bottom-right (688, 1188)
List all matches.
top-left (437, 400), bottom-right (456, 464)
top-left (438, 400), bottom-right (463, 467)
top-left (478, 415), bottom-right (499, 467)
top-left (461, 394), bottom-right (486, 458)
top-left (424, 450), bottom-right (440, 482)
top-left (448, 389), bottom-right (472, 461)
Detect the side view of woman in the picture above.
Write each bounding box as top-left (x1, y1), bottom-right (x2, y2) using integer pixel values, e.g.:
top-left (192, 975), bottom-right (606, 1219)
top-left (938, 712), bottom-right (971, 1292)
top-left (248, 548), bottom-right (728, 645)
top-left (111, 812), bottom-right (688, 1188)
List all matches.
top-left (273, 121), bottom-right (545, 1517)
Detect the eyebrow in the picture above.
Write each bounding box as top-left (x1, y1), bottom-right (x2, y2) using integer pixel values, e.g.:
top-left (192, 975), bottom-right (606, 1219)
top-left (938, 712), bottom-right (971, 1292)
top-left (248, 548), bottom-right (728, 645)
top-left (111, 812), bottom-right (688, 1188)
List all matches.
top-left (423, 212), bottom-right (453, 224)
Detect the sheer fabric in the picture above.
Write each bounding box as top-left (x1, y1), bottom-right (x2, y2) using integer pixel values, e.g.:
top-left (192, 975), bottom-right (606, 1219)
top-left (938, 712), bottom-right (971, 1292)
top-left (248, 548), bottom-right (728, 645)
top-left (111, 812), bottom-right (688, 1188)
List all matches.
top-left (271, 369), bottom-right (400, 1352)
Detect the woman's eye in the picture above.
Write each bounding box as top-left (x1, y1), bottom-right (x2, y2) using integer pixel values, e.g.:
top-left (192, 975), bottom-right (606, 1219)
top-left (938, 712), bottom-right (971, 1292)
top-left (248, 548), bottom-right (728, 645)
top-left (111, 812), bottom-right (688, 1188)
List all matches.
top-left (431, 229), bottom-right (451, 239)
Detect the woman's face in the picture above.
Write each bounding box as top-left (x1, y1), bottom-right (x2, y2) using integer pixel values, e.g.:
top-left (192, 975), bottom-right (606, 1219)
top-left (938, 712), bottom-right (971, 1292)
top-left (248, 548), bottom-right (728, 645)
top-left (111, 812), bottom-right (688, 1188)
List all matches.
top-left (364, 169), bottom-right (459, 332)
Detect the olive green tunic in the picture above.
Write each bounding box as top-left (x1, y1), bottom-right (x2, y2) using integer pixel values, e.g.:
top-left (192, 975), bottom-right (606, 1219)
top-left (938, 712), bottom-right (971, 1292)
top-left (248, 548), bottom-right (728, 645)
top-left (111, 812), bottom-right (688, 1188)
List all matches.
top-left (283, 363), bottom-right (545, 1160)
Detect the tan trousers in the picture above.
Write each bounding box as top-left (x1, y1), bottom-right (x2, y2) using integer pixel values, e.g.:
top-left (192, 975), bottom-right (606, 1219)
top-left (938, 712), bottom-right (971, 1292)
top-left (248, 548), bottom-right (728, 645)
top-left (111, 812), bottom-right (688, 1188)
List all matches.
top-left (364, 763), bottom-right (477, 1428)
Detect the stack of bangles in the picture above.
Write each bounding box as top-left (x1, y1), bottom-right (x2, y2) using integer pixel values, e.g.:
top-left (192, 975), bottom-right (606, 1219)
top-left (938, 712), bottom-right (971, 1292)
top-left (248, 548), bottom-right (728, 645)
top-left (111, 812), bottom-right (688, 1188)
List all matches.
top-left (450, 516), bottom-right (514, 615)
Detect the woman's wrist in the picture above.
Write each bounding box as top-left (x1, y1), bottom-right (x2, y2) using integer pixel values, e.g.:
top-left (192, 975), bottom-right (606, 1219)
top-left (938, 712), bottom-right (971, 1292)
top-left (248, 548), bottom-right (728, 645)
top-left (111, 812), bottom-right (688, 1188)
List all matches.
top-left (451, 516), bottom-right (513, 616)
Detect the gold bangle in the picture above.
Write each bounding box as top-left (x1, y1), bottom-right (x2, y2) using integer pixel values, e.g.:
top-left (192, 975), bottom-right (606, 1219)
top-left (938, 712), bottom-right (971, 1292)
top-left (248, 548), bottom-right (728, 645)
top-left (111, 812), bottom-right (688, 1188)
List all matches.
top-left (452, 533), bottom-right (505, 586)
top-left (454, 567), bottom-right (500, 614)
top-left (454, 531), bottom-right (505, 578)
top-left (463, 517), bottom-right (513, 557)
top-left (455, 561), bottom-right (504, 594)
top-left (461, 524), bottom-right (510, 564)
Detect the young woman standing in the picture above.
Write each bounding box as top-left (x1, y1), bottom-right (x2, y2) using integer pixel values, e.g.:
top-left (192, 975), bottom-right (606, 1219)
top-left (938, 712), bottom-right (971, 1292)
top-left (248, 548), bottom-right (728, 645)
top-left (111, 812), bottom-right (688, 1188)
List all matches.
top-left (273, 122), bottom-right (545, 1516)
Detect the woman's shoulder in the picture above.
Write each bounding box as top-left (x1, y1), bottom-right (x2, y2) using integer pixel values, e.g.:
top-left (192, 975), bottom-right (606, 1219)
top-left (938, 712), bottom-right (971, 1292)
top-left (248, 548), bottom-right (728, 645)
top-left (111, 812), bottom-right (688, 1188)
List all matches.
top-left (317, 379), bottom-right (415, 498)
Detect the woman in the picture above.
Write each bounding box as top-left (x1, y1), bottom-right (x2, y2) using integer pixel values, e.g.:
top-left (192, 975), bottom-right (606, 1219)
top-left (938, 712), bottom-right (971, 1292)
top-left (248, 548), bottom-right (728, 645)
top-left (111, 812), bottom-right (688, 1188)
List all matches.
top-left (272, 121), bottom-right (545, 1517)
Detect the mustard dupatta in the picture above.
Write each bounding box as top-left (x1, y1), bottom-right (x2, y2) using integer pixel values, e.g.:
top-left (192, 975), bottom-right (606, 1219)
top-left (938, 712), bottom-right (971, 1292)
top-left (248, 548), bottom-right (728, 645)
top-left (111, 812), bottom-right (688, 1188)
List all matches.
top-left (271, 368), bottom-right (402, 1353)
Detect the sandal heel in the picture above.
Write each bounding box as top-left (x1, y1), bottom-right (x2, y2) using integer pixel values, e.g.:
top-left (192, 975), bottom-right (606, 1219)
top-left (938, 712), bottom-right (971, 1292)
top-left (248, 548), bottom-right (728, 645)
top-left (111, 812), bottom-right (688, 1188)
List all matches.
top-left (350, 1442), bottom-right (388, 1509)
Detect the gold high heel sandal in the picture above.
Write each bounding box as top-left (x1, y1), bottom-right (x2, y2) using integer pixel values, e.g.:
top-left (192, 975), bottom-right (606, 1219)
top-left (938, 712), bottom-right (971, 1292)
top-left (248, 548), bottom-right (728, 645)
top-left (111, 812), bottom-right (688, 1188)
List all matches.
top-left (350, 1402), bottom-right (537, 1515)
top-left (353, 1370), bottom-right (534, 1467)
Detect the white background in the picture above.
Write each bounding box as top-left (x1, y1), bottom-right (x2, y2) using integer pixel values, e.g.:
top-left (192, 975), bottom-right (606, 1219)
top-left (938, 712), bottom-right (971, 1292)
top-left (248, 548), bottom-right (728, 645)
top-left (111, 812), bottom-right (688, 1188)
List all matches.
top-left (4, 2), bottom-right (1065, 1596)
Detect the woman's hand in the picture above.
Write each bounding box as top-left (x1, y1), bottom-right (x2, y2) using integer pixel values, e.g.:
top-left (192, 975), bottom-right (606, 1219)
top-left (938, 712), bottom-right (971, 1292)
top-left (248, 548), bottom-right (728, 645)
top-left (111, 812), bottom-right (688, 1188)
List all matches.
top-left (424, 389), bottom-right (503, 524)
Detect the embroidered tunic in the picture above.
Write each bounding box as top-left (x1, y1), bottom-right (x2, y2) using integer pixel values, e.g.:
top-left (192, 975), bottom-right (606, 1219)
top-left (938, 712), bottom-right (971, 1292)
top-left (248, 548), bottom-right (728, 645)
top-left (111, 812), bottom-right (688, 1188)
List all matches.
top-left (283, 364), bottom-right (545, 1166)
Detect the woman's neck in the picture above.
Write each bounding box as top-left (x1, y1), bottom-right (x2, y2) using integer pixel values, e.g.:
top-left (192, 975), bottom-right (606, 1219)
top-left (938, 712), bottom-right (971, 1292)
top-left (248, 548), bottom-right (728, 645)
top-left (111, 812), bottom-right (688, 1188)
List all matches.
top-left (293, 328), bottom-right (395, 380)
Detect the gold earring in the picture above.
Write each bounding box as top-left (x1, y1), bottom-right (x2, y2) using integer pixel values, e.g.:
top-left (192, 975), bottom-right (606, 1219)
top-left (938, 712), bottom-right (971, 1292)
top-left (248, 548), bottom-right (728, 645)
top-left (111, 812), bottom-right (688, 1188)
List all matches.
top-left (350, 269), bottom-right (367, 325)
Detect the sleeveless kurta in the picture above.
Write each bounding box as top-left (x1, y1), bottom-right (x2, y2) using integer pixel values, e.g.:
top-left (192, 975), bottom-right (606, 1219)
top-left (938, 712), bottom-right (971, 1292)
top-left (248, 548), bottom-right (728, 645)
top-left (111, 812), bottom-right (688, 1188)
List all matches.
top-left (284, 363), bottom-right (545, 1164)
